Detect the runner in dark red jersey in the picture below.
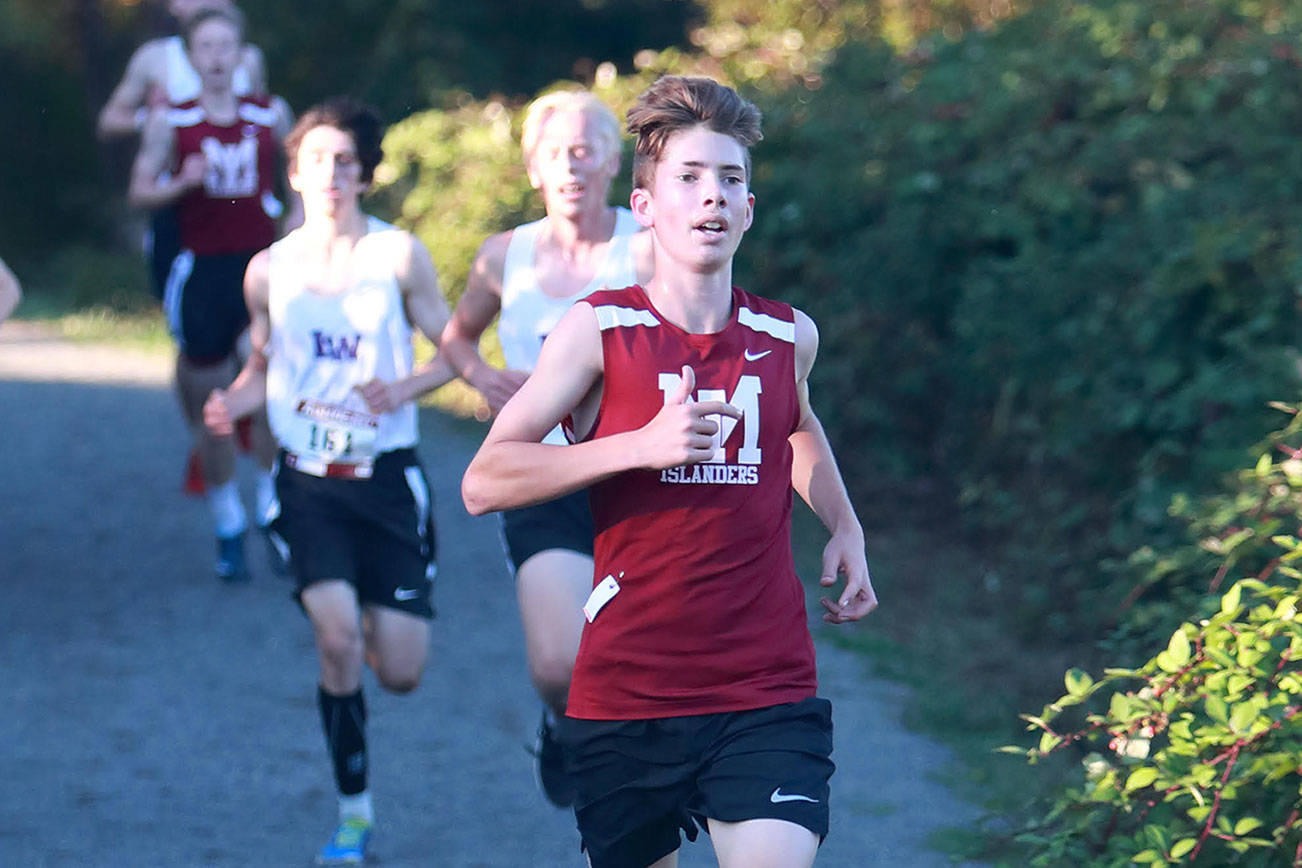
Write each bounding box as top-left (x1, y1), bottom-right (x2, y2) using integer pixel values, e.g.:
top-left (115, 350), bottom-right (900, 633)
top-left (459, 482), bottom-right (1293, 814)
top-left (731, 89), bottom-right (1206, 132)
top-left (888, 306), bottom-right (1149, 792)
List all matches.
top-left (463, 76), bottom-right (877, 868)
top-left (168, 91), bottom-right (280, 257)
top-left (129, 5), bottom-right (293, 583)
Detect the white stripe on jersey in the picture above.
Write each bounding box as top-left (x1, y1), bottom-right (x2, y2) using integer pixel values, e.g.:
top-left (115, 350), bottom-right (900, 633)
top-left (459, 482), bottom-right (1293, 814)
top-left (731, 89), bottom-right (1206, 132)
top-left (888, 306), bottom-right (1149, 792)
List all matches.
top-left (167, 105), bottom-right (207, 128)
top-left (594, 305), bottom-right (660, 331)
top-left (737, 306), bottom-right (795, 343)
top-left (238, 103), bottom-right (279, 127)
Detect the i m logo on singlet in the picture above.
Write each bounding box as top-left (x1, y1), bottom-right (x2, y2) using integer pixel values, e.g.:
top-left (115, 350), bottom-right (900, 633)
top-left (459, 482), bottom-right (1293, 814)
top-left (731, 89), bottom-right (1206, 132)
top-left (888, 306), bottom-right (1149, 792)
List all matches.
top-left (312, 330), bottom-right (362, 361)
top-left (200, 136), bottom-right (258, 198)
top-left (657, 372), bottom-right (761, 486)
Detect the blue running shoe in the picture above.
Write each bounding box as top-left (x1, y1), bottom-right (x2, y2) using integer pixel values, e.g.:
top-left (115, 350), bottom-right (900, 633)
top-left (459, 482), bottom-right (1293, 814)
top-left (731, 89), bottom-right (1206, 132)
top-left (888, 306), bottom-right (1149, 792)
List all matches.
top-left (215, 533), bottom-right (249, 584)
top-left (316, 816), bottom-right (371, 866)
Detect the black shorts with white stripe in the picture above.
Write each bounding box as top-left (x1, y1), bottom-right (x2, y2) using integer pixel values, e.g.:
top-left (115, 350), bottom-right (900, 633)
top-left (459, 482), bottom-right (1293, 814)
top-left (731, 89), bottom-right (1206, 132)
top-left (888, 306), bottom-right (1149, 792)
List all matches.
top-left (269, 447), bottom-right (437, 618)
top-left (162, 248), bottom-right (255, 365)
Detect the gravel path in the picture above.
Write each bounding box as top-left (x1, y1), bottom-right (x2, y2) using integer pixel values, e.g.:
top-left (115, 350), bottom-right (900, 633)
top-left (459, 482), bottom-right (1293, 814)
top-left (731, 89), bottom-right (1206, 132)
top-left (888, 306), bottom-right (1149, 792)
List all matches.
top-left (0, 323), bottom-right (987, 867)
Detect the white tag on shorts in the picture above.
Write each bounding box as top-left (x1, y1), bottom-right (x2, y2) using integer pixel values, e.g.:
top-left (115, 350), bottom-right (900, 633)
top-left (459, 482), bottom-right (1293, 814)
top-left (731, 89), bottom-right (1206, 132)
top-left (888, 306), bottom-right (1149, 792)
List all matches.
top-left (583, 574), bottom-right (621, 623)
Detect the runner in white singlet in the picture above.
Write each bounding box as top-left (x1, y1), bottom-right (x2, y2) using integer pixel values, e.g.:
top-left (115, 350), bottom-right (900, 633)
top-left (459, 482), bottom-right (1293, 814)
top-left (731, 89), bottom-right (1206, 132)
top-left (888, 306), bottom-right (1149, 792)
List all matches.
top-left (204, 98), bottom-right (454, 866)
top-left (440, 88), bottom-right (652, 808)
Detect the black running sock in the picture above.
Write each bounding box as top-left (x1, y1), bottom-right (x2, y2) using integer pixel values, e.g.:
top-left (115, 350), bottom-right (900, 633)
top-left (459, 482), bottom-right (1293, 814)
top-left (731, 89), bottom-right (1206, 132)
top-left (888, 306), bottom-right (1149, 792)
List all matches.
top-left (318, 686), bottom-right (368, 796)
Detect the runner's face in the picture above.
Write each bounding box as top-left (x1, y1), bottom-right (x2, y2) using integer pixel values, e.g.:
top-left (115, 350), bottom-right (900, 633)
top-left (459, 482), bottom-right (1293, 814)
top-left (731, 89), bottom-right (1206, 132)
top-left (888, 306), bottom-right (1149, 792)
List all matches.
top-left (529, 109), bottom-right (617, 219)
top-left (631, 124), bottom-right (754, 274)
top-left (290, 125), bottom-right (366, 217)
top-left (187, 18), bottom-right (240, 93)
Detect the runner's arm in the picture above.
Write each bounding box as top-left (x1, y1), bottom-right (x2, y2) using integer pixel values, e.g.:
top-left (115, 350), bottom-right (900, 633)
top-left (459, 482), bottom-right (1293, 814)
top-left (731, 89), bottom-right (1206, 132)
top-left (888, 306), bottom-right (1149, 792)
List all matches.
top-left (97, 43), bottom-right (159, 140)
top-left (0, 256), bottom-right (21, 323)
top-left (204, 251), bottom-right (271, 434)
top-left (439, 232), bottom-right (529, 414)
top-left (461, 303), bottom-right (740, 514)
top-left (789, 308), bottom-right (878, 623)
top-left (357, 235), bottom-right (455, 413)
top-left (128, 109), bottom-right (203, 210)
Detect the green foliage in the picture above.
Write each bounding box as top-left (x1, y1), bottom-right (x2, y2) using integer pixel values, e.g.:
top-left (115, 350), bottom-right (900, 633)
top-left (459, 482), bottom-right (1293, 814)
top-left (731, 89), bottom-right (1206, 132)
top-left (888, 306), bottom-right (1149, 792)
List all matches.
top-left (29, 245), bottom-right (155, 316)
top-left (370, 99), bottom-right (533, 305)
top-left (370, 1), bottom-right (1302, 652)
top-left (1012, 406), bottom-right (1302, 865)
top-left (244, 0), bottom-right (698, 120)
top-left (737, 0), bottom-right (1302, 641)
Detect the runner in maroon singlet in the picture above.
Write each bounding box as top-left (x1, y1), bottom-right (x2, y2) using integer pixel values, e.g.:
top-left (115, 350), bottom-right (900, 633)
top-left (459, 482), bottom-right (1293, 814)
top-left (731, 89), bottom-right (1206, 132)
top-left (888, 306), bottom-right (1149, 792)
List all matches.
top-left (462, 76), bottom-right (877, 868)
top-left (129, 6), bottom-right (292, 582)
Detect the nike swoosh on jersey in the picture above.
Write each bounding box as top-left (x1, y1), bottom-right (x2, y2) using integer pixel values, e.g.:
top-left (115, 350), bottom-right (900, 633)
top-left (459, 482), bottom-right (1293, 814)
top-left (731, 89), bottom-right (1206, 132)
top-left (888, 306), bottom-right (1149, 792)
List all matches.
top-left (744, 349), bottom-right (772, 361)
top-left (393, 587), bottom-right (421, 601)
top-left (770, 788), bottom-right (819, 804)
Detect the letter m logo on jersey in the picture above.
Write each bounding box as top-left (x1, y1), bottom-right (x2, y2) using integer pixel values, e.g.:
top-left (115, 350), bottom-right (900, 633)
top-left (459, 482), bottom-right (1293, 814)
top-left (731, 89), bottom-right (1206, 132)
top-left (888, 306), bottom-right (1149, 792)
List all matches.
top-left (312, 330), bottom-right (362, 361)
top-left (200, 136), bottom-right (259, 198)
top-left (658, 372), bottom-right (762, 465)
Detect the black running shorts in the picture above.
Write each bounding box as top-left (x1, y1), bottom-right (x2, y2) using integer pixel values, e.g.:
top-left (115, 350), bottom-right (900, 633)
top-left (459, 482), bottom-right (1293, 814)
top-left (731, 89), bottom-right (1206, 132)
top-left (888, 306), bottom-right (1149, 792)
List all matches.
top-left (269, 448), bottom-right (437, 618)
top-left (499, 488), bottom-right (594, 573)
top-left (559, 697), bottom-right (834, 868)
top-left (162, 248), bottom-right (254, 364)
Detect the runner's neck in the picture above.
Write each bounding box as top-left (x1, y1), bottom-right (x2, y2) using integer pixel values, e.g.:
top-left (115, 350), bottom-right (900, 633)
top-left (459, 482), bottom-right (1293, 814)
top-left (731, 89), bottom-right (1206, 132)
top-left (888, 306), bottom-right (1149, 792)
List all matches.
top-left (542, 206), bottom-right (618, 262)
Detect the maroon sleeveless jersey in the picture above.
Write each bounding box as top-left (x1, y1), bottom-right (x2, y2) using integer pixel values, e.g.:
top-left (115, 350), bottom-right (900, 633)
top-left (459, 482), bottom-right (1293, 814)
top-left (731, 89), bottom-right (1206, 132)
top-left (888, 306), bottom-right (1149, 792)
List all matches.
top-left (566, 284), bottom-right (818, 720)
top-left (169, 96), bottom-right (279, 255)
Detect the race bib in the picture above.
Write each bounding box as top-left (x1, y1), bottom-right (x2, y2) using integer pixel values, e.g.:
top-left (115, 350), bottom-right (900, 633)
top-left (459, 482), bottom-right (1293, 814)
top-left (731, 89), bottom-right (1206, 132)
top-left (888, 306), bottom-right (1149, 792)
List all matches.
top-left (294, 398), bottom-right (379, 463)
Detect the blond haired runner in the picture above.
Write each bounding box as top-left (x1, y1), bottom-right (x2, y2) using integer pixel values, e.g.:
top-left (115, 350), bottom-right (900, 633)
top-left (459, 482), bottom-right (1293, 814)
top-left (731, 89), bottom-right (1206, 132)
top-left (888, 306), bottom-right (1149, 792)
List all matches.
top-left (441, 88), bottom-right (652, 807)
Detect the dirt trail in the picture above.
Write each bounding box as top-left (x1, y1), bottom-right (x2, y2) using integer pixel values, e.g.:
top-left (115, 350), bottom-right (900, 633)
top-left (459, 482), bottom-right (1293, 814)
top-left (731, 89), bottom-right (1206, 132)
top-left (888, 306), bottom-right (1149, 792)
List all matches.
top-left (0, 323), bottom-right (987, 867)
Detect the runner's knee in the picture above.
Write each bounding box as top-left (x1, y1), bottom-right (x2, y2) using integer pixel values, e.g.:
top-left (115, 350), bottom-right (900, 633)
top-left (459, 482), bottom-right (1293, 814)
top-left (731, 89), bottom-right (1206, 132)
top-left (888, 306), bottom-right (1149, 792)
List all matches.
top-left (316, 622), bottom-right (364, 674)
top-left (375, 659), bottom-right (422, 694)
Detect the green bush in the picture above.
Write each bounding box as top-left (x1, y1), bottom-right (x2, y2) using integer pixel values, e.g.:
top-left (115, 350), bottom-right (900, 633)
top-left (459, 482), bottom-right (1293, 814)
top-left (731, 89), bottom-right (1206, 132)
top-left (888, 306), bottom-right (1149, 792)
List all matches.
top-left (374, 0), bottom-right (1302, 651)
top-left (741, 0), bottom-right (1302, 641)
top-left (1010, 405), bottom-right (1302, 865)
top-left (370, 98), bottom-right (534, 305)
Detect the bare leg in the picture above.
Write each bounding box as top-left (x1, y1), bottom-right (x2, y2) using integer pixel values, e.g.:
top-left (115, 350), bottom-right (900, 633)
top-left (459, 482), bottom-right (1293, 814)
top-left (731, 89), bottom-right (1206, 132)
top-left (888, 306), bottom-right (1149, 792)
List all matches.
top-left (362, 604), bottom-right (430, 694)
top-left (516, 548), bottom-right (592, 714)
top-left (708, 818), bottom-right (818, 868)
top-left (303, 580), bottom-right (365, 693)
top-left (175, 353), bottom-right (238, 487)
top-left (303, 580), bottom-right (374, 854)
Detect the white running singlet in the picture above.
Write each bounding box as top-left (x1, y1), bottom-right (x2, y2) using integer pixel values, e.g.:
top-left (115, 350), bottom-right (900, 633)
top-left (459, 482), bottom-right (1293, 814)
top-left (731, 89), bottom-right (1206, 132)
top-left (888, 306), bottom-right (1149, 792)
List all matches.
top-left (265, 217), bottom-right (418, 464)
top-left (497, 207), bottom-right (640, 445)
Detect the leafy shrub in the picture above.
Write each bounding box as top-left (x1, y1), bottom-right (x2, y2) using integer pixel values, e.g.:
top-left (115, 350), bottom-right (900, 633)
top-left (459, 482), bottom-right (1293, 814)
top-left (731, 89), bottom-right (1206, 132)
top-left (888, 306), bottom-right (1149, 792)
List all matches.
top-left (742, 0), bottom-right (1302, 640)
top-left (1011, 406), bottom-right (1302, 865)
top-left (373, 0), bottom-right (1302, 648)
